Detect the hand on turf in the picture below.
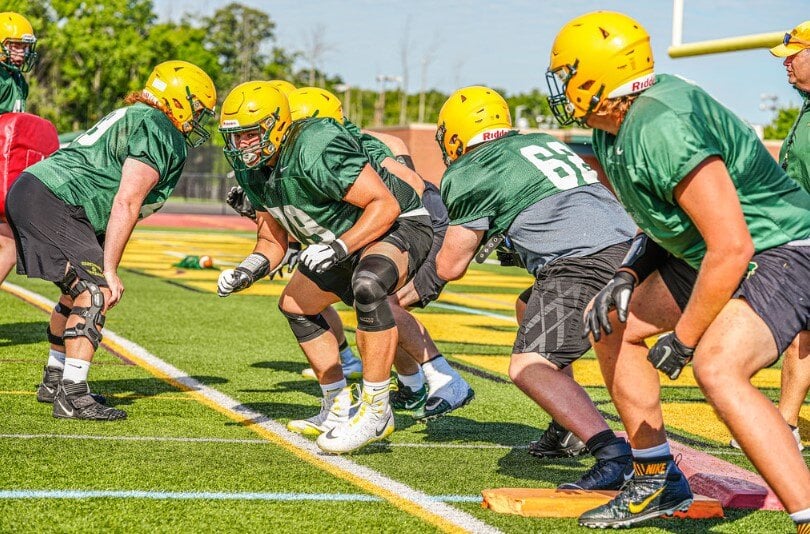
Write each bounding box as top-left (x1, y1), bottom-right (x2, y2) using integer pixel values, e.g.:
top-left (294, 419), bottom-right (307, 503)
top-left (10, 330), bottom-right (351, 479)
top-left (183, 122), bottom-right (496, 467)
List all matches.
top-left (217, 268), bottom-right (253, 297)
top-left (269, 242), bottom-right (302, 280)
top-left (299, 240), bottom-right (348, 274)
top-left (647, 332), bottom-right (695, 380)
top-left (582, 270), bottom-right (636, 341)
top-left (225, 185), bottom-right (257, 221)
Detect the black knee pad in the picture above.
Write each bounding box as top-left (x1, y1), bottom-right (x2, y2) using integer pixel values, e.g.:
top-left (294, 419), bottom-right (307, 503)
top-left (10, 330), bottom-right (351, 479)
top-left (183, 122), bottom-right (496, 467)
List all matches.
top-left (54, 267), bottom-right (80, 296)
top-left (352, 254), bottom-right (399, 332)
top-left (62, 281), bottom-right (105, 350)
top-left (278, 306), bottom-right (330, 343)
top-left (46, 303), bottom-right (72, 345)
top-left (46, 327), bottom-right (64, 346)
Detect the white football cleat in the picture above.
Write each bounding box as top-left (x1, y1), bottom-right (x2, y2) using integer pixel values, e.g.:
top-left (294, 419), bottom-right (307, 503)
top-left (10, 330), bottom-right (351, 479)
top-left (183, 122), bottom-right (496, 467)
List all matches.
top-left (316, 391), bottom-right (394, 454)
top-left (287, 386), bottom-right (355, 437)
top-left (419, 375), bottom-right (475, 421)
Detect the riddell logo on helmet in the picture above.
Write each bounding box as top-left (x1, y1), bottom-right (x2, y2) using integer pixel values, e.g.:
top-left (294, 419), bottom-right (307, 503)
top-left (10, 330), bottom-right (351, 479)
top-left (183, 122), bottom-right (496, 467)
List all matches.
top-left (631, 77), bottom-right (655, 92)
top-left (608, 73), bottom-right (657, 98)
top-left (482, 130), bottom-right (508, 141)
top-left (469, 128), bottom-right (511, 145)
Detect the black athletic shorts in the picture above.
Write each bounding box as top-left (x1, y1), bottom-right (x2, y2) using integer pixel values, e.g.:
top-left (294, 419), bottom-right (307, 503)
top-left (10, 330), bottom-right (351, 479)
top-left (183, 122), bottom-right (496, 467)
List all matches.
top-left (513, 241), bottom-right (630, 368)
top-left (5, 173), bottom-right (107, 286)
top-left (658, 255), bottom-right (698, 312)
top-left (411, 183), bottom-right (449, 308)
top-left (658, 245), bottom-right (810, 355)
top-left (299, 214), bottom-right (433, 306)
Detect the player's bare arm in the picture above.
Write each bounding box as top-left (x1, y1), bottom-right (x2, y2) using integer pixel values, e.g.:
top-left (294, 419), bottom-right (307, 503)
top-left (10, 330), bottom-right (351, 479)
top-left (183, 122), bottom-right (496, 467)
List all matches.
top-left (436, 225), bottom-right (484, 281)
top-left (338, 163), bottom-right (400, 252)
top-left (672, 156), bottom-right (755, 347)
top-left (253, 210), bottom-right (289, 271)
top-left (103, 158), bottom-right (159, 307)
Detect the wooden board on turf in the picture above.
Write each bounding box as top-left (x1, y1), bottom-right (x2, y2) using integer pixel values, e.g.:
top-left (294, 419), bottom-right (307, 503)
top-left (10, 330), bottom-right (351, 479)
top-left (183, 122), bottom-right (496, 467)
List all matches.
top-left (481, 488), bottom-right (723, 519)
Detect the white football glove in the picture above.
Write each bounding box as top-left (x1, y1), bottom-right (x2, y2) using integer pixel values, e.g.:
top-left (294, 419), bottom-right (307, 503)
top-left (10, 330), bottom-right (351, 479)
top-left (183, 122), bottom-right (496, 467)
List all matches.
top-left (299, 239), bottom-right (348, 274)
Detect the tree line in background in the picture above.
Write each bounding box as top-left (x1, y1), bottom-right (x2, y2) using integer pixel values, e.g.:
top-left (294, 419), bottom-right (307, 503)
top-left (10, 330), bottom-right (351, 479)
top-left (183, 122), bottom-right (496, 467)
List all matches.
top-left (6, 0), bottom-right (797, 139)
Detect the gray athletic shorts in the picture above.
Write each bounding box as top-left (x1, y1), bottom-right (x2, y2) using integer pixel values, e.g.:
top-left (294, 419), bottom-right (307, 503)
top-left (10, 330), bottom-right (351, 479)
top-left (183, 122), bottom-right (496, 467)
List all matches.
top-left (513, 241), bottom-right (630, 368)
top-left (658, 245), bottom-right (810, 355)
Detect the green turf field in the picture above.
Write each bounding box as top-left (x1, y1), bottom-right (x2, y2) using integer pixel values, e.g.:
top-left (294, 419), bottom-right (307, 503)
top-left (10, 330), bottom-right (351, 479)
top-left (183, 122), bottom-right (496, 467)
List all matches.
top-left (0, 226), bottom-right (806, 533)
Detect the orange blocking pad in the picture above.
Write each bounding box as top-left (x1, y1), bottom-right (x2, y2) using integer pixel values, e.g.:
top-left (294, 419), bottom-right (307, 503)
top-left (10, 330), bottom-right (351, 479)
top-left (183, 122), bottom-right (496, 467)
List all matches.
top-left (481, 488), bottom-right (723, 519)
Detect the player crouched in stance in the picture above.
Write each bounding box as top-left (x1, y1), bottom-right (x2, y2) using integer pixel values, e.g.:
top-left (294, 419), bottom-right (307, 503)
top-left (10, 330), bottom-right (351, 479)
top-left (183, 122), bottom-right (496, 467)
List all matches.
top-left (434, 86), bottom-right (637, 490)
top-left (5, 60), bottom-right (216, 420)
top-left (217, 83), bottom-right (432, 454)
top-left (548, 11), bottom-right (810, 529)
top-left (287, 86), bottom-right (473, 420)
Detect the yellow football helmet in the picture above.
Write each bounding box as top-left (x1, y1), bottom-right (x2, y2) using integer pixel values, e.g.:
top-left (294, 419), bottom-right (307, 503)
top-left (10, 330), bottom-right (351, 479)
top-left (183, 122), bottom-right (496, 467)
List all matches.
top-left (267, 79), bottom-right (296, 96)
top-left (144, 60), bottom-right (217, 148)
top-left (546, 11), bottom-right (654, 125)
top-left (288, 87), bottom-right (343, 122)
top-left (0, 12), bottom-right (37, 72)
top-left (436, 86), bottom-right (512, 166)
top-left (219, 81), bottom-right (291, 171)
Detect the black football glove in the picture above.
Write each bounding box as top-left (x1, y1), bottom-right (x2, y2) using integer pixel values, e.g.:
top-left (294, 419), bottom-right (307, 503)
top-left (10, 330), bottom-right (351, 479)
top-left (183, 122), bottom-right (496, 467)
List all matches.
top-left (226, 185), bottom-right (257, 221)
top-left (583, 270), bottom-right (636, 341)
top-left (269, 242), bottom-right (302, 280)
top-left (647, 332), bottom-right (695, 380)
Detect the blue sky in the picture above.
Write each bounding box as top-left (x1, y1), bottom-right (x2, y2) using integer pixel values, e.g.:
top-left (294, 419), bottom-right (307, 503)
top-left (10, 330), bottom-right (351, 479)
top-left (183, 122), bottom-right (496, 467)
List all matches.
top-left (154, 0), bottom-right (808, 125)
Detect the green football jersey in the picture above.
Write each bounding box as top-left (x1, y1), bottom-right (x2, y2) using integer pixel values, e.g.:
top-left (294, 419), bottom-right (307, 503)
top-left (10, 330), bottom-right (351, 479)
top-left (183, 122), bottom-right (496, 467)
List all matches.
top-left (779, 94), bottom-right (810, 193)
top-left (343, 119), bottom-right (395, 164)
top-left (28, 103), bottom-right (187, 234)
top-left (440, 131), bottom-right (601, 240)
top-left (259, 118), bottom-right (421, 245)
top-left (0, 64), bottom-right (28, 113)
top-left (593, 74), bottom-right (810, 269)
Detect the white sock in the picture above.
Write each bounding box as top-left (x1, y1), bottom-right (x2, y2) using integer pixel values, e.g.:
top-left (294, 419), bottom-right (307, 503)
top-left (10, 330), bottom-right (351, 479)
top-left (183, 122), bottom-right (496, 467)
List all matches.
top-left (632, 442), bottom-right (671, 461)
top-left (320, 379), bottom-right (347, 399)
top-left (339, 346), bottom-right (357, 364)
top-left (790, 507), bottom-right (810, 523)
top-left (62, 358), bottom-right (90, 383)
top-left (397, 370), bottom-right (424, 391)
top-left (422, 355), bottom-right (457, 393)
top-left (47, 349), bottom-right (66, 370)
top-left (363, 379), bottom-right (390, 407)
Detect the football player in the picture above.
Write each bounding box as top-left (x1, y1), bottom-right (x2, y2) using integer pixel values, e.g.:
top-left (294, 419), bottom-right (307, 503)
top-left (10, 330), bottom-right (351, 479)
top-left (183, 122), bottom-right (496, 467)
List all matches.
top-left (548, 11), bottom-right (810, 529)
top-left (287, 86), bottom-right (473, 420)
top-left (223, 81), bottom-right (365, 382)
top-left (6, 60), bottom-right (216, 421)
top-left (0, 11), bottom-right (36, 114)
top-left (0, 12), bottom-right (39, 286)
top-left (434, 85), bottom-right (637, 490)
top-left (217, 82), bottom-right (433, 454)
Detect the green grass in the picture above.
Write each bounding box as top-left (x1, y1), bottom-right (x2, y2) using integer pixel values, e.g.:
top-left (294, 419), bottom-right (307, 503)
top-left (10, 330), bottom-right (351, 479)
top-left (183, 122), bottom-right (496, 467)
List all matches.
top-left (0, 241), bottom-right (804, 533)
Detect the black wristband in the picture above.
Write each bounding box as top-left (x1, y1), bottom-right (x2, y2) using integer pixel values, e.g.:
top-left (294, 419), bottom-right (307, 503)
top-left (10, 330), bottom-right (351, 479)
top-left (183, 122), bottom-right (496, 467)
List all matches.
top-left (620, 233), bottom-right (668, 284)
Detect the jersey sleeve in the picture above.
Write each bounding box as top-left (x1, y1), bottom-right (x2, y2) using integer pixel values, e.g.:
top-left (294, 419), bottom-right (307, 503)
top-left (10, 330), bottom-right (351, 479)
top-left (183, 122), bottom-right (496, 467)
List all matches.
top-left (302, 130), bottom-right (369, 202)
top-left (440, 163), bottom-right (496, 226)
top-left (126, 116), bottom-right (181, 181)
top-left (636, 107), bottom-right (722, 202)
